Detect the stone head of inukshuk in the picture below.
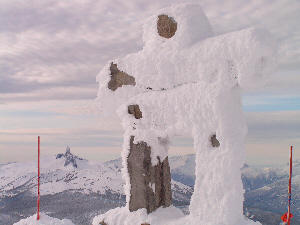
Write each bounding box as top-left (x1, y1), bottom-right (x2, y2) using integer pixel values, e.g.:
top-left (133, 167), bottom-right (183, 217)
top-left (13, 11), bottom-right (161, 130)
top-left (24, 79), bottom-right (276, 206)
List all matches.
top-left (96, 4), bottom-right (277, 224)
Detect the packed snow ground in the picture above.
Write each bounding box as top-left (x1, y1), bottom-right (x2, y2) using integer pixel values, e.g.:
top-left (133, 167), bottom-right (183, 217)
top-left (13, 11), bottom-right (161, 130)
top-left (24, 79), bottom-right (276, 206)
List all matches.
top-left (13, 213), bottom-right (74, 225)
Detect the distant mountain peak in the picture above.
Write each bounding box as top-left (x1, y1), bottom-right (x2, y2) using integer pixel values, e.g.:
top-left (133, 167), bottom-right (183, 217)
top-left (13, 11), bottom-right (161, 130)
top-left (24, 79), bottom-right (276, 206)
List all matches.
top-left (56, 146), bottom-right (84, 168)
top-left (242, 164), bottom-right (250, 168)
top-left (66, 146), bottom-right (71, 155)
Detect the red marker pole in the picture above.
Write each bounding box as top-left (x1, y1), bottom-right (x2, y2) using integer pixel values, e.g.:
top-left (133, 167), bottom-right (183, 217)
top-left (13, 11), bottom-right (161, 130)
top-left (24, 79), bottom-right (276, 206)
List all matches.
top-left (37, 136), bottom-right (40, 220)
top-left (287, 146), bottom-right (293, 225)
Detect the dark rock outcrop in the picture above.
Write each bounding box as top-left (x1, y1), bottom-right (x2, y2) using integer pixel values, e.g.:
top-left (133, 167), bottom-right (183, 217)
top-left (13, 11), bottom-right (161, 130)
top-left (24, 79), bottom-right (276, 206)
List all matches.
top-left (127, 136), bottom-right (172, 214)
top-left (157, 15), bottom-right (177, 39)
top-left (126, 104), bottom-right (172, 214)
top-left (108, 63), bottom-right (136, 91)
top-left (56, 146), bottom-right (82, 168)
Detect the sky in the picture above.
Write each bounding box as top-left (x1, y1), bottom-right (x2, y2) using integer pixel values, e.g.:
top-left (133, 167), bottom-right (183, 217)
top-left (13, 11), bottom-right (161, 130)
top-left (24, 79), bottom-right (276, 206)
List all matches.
top-left (0, 0), bottom-right (299, 167)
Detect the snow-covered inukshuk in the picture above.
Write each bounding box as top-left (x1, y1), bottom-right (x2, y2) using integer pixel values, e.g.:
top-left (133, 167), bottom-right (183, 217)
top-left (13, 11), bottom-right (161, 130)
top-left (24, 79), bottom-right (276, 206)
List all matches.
top-left (95, 4), bottom-right (277, 224)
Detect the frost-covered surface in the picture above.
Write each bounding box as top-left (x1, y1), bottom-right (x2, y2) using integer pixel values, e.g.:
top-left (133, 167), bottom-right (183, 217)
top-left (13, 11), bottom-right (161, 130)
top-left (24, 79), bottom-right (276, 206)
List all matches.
top-left (95, 3), bottom-right (277, 224)
top-left (13, 213), bottom-right (74, 225)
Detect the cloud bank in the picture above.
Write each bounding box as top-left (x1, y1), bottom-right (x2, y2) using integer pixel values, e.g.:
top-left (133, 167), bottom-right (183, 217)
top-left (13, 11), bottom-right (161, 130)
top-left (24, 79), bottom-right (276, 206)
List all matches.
top-left (1, 0), bottom-right (299, 103)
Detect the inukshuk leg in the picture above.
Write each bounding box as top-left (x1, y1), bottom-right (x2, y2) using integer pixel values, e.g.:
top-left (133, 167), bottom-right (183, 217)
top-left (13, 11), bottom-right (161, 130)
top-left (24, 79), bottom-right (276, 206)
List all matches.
top-left (107, 63), bottom-right (172, 213)
top-left (127, 105), bottom-right (172, 214)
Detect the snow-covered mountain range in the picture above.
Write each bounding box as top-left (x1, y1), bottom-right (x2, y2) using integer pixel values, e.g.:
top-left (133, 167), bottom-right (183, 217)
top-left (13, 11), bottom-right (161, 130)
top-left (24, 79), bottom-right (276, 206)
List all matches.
top-left (0, 147), bottom-right (192, 198)
top-left (0, 148), bottom-right (193, 225)
top-left (1, 148), bottom-right (122, 196)
top-left (1, 148), bottom-right (300, 225)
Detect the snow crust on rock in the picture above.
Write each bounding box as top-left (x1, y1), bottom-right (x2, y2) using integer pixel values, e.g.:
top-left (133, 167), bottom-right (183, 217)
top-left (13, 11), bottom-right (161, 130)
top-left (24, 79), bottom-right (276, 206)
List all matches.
top-left (142, 4), bottom-right (214, 49)
top-left (14, 213), bottom-right (74, 225)
top-left (95, 3), bottom-right (277, 225)
top-left (96, 7), bottom-right (277, 117)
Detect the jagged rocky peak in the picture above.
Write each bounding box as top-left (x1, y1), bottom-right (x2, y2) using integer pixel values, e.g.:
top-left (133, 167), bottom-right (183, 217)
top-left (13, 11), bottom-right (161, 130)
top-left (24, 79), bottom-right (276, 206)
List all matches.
top-left (65, 146), bottom-right (71, 155)
top-left (242, 164), bottom-right (250, 169)
top-left (56, 146), bottom-right (81, 168)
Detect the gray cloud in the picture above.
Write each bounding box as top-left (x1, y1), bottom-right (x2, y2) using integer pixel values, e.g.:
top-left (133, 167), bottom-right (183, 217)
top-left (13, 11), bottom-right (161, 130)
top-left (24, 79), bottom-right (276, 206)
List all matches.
top-left (244, 110), bottom-right (300, 164)
top-left (1, 0), bottom-right (299, 103)
top-left (245, 110), bottom-right (300, 142)
top-left (0, 0), bottom-right (146, 101)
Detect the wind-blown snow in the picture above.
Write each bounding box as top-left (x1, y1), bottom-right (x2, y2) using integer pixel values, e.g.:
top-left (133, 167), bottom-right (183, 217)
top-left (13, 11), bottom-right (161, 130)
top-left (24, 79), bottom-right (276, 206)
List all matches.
top-left (95, 3), bottom-right (277, 225)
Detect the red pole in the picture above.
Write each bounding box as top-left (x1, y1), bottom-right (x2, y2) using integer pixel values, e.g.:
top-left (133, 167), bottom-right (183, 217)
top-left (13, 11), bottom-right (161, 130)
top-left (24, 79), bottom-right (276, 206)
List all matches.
top-left (37, 136), bottom-right (40, 220)
top-left (287, 146), bottom-right (293, 225)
